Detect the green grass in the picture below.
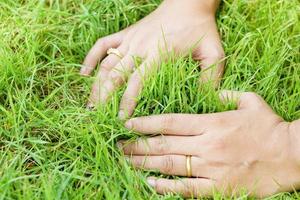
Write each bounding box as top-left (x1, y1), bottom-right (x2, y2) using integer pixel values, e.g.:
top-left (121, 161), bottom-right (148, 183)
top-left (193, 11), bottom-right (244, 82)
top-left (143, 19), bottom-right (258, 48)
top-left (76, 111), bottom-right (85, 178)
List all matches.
top-left (0, 0), bottom-right (299, 199)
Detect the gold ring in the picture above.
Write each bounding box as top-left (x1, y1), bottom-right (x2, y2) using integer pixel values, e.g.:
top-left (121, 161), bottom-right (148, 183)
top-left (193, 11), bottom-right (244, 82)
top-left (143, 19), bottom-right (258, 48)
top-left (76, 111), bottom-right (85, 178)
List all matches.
top-left (107, 48), bottom-right (123, 58)
top-left (186, 155), bottom-right (192, 177)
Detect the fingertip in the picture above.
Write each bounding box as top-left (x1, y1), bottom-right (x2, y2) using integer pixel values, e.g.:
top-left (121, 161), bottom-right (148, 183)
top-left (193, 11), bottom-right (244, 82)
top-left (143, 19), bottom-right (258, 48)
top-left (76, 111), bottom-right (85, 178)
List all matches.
top-left (79, 67), bottom-right (86, 75)
top-left (118, 110), bottom-right (127, 120)
top-left (80, 65), bottom-right (91, 76)
top-left (119, 95), bottom-right (137, 120)
top-left (118, 107), bottom-right (134, 120)
top-left (87, 85), bottom-right (102, 109)
top-left (124, 119), bottom-right (133, 130)
top-left (86, 102), bottom-right (95, 110)
top-left (124, 156), bottom-right (130, 163)
top-left (147, 177), bottom-right (157, 188)
top-left (80, 72), bottom-right (90, 77)
top-left (117, 140), bottom-right (125, 149)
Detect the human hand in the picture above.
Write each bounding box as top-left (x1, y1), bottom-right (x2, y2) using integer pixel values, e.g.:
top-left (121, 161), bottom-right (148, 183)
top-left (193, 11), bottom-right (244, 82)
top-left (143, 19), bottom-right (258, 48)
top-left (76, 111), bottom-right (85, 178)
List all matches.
top-left (80, 0), bottom-right (224, 119)
top-left (118, 91), bottom-right (300, 198)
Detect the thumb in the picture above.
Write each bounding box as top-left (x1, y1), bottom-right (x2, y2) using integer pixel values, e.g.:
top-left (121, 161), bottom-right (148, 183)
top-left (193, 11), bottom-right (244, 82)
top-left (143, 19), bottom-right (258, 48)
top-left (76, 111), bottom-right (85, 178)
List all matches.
top-left (193, 29), bottom-right (225, 87)
top-left (219, 90), bottom-right (270, 110)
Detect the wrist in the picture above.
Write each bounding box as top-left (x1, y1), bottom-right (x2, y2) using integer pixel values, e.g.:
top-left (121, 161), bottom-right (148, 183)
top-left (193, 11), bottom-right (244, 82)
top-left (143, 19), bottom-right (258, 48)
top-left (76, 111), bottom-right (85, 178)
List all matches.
top-left (289, 119), bottom-right (300, 167)
top-left (201, 0), bottom-right (221, 13)
top-left (161, 0), bottom-right (220, 15)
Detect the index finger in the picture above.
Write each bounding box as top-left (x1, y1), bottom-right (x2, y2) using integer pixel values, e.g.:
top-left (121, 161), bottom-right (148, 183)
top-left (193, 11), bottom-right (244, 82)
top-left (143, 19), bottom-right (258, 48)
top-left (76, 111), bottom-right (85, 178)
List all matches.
top-left (124, 113), bottom-right (222, 135)
top-left (81, 31), bottom-right (125, 76)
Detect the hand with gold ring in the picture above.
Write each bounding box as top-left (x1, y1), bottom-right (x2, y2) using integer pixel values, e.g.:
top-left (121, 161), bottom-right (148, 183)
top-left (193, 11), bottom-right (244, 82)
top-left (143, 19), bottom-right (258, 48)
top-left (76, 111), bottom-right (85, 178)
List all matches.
top-left (80, 0), bottom-right (225, 118)
top-left (118, 90), bottom-right (300, 198)
top-left (107, 48), bottom-right (124, 59)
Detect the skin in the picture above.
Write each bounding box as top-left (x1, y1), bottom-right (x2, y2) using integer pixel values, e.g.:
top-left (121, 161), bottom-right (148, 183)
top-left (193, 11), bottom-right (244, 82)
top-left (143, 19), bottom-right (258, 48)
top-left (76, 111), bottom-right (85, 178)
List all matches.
top-left (81, 0), bottom-right (300, 197)
top-left (118, 90), bottom-right (300, 198)
top-left (80, 0), bottom-right (224, 119)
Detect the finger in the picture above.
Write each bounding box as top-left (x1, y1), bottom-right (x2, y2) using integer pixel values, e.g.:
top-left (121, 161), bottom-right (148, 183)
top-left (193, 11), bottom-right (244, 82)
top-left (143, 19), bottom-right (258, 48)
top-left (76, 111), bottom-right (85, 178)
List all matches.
top-left (98, 45), bottom-right (128, 82)
top-left (124, 113), bottom-right (222, 135)
top-left (193, 28), bottom-right (225, 87)
top-left (219, 90), bottom-right (267, 110)
top-left (81, 31), bottom-right (125, 76)
top-left (96, 54), bottom-right (121, 85)
top-left (127, 155), bottom-right (214, 178)
top-left (126, 155), bottom-right (187, 176)
top-left (88, 55), bottom-right (135, 105)
top-left (87, 45), bottom-right (128, 107)
top-left (118, 58), bottom-right (157, 120)
top-left (147, 177), bottom-right (216, 198)
top-left (120, 135), bottom-right (200, 156)
top-left (128, 155), bottom-right (186, 176)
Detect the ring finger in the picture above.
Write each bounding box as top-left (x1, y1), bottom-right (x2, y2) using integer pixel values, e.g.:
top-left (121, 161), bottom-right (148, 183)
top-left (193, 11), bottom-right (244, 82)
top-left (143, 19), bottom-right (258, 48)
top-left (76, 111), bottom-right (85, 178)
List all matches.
top-left (88, 46), bottom-right (128, 106)
top-left (127, 155), bottom-right (212, 178)
top-left (96, 55), bottom-right (136, 103)
top-left (98, 54), bottom-right (123, 83)
top-left (119, 135), bottom-right (204, 156)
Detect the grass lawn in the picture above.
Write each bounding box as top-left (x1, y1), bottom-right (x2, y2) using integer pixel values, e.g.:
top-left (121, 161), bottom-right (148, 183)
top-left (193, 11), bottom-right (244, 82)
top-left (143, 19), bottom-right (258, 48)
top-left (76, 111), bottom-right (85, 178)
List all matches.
top-left (0, 0), bottom-right (299, 199)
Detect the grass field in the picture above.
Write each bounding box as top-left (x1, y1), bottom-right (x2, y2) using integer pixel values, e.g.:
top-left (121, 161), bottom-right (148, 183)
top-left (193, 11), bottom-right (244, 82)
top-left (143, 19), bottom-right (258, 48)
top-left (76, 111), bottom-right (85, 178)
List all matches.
top-left (0, 0), bottom-right (300, 199)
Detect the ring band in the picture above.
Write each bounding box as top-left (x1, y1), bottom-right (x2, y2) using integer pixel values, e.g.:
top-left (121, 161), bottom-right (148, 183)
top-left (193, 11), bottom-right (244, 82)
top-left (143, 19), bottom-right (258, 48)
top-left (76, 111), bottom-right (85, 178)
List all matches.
top-left (107, 48), bottom-right (123, 58)
top-left (186, 155), bottom-right (192, 177)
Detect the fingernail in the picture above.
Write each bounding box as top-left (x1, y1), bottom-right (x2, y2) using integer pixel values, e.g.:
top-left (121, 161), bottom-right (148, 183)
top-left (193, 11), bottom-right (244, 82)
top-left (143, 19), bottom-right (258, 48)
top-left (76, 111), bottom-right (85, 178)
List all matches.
top-left (147, 178), bottom-right (156, 188)
top-left (118, 110), bottom-right (126, 120)
top-left (86, 103), bottom-right (95, 110)
top-left (117, 141), bottom-right (124, 149)
top-left (125, 120), bottom-right (133, 130)
top-left (80, 67), bottom-right (86, 74)
top-left (124, 156), bottom-right (130, 163)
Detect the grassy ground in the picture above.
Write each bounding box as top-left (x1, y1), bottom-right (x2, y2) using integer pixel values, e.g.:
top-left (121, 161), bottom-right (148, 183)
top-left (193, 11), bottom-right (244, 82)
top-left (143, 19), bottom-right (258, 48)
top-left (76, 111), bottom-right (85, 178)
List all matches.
top-left (0, 0), bottom-right (299, 199)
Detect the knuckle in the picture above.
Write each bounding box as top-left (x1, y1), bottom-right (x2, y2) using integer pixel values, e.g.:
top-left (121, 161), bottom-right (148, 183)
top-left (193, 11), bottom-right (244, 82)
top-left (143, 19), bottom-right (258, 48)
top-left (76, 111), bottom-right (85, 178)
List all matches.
top-left (243, 92), bottom-right (260, 100)
top-left (96, 37), bottom-right (108, 47)
top-left (242, 92), bottom-right (264, 108)
top-left (201, 48), bottom-right (225, 62)
top-left (109, 71), bottom-right (124, 85)
top-left (110, 70), bottom-right (121, 79)
top-left (130, 72), bottom-right (142, 83)
top-left (101, 59), bottom-right (114, 70)
top-left (128, 46), bottom-right (143, 57)
top-left (155, 137), bottom-right (168, 153)
top-left (162, 155), bottom-right (174, 173)
top-left (258, 187), bottom-right (279, 198)
top-left (216, 50), bottom-right (225, 60)
top-left (209, 47), bottom-right (225, 60)
top-left (162, 115), bottom-right (176, 131)
top-left (184, 181), bottom-right (198, 196)
top-left (120, 95), bottom-right (137, 112)
top-left (120, 95), bottom-right (134, 108)
top-left (211, 137), bottom-right (227, 151)
top-left (214, 116), bottom-right (228, 127)
top-left (160, 115), bottom-right (180, 134)
top-left (91, 83), bottom-right (99, 94)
